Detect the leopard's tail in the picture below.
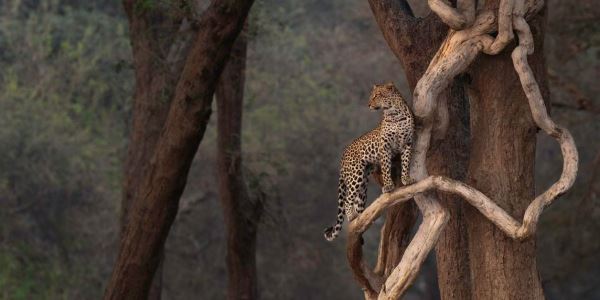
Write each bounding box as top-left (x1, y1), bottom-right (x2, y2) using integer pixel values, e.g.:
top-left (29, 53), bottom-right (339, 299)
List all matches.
top-left (324, 178), bottom-right (346, 241)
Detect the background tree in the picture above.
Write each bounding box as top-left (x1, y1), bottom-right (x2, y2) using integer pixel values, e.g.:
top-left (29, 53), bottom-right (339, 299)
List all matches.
top-left (120, 1), bottom-right (185, 298)
top-left (216, 25), bottom-right (264, 300)
top-left (104, 0), bottom-right (255, 298)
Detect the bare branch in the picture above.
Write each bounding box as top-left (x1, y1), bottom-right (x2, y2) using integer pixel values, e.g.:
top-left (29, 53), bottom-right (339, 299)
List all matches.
top-left (485, 0), bottom-right (515, 54)
top-left (428, 0), bottom-right (468, 30)
top-left (511, 0), bottom-right (578, 238)
top-left (347, 161), bottom-right (578, 297)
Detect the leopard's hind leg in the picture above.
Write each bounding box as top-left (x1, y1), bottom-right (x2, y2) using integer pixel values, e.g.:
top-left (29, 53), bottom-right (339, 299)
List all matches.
top-left (400, 141), bottom-right (414, 185)
top-left (355, 174), bottom-right (368, 215)
top-left (345, 181), bottom-right (360, 222)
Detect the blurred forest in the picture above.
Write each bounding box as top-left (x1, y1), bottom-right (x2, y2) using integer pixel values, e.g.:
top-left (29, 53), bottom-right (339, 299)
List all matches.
top-left (0, 0), bottom-right (598, 299)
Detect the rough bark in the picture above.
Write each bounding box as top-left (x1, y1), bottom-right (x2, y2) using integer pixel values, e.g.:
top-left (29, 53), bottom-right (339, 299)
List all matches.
top-left (121, 0), bottom-right (181, 231)
top-left (368, 1), bottom-right (472, 298)
top-left (120, 2), bottom-right (185, 298)
top-left (216, 26), bottom-right (262, 300)
top-left (428, 77), bottom-right (471, 300)
top-left (104, 1), bottom-right (255, 299)
top-left (464, 5), bottom-right (545, 299)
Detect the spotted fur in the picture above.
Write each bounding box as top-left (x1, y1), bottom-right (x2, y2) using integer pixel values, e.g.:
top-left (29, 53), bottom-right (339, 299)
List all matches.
top-left (324, 83), bottom-right (415, 241)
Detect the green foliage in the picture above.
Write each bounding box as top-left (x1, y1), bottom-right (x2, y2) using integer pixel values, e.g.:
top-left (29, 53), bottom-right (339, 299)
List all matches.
top-left (0, 1), bottom-right (132, 298)
top-left (0, 245), bottom-right (69, 300)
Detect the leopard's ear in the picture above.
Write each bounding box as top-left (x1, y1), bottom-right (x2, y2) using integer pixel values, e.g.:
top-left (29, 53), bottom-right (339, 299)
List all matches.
top-left (384, 82), bottom-right (395, 90)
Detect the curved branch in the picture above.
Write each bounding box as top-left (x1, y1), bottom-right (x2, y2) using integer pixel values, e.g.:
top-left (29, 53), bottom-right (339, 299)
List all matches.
top-left (511, 0), bottom-right (578, 238)
top-left (347, 160), bottom-right (577, 296)
top-left (428, 0), bottom-right (469, 30)
top-left (485, 0), bottom-right (515, 54)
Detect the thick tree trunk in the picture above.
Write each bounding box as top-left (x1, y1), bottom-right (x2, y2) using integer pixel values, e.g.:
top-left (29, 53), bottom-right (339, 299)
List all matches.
top-left (216, 27), bottom-right (262, 300)
top-left (104, 1), bottom-right (255, 299)
top-left (368, 1), bottom-right (472, 297)
top-left (428, 77), bottom-right (471, 300)
top-left (464, 8), bottom-right (547, 300)
top-left (120, 2), bottom-right (183, 298)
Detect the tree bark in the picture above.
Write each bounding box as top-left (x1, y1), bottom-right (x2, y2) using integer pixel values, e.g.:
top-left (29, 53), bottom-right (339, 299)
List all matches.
top-left (120, 2), bottom-right (185, 298)
top-left (428, 77), bottom-right (471, 300)
top-left (368, 1), bottom-right (472, 298)
top-left (104, 1), bottom-right (255, 299)
top-left (216, 26), bottom-right (262, 300)
top-left (464, 8), bottom-right (547, 299)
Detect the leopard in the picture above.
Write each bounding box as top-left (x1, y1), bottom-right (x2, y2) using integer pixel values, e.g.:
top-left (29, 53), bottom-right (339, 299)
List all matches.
top-left (324, 82), bottom-right (415, 241)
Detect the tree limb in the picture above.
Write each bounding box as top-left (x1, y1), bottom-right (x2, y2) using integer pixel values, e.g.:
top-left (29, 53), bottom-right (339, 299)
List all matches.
top-left (485, 0), bottom-right (515, 54)
top-left (428, 0), bottom-right (471, 30)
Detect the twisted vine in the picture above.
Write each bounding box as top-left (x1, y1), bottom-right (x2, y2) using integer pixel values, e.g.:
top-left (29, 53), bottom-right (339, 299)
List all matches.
top-left (346, 1), bottom-right (579, 299)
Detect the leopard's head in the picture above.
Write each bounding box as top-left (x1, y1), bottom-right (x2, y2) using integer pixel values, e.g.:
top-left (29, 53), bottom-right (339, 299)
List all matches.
top-left (368, 82), bottom-right (402, 111)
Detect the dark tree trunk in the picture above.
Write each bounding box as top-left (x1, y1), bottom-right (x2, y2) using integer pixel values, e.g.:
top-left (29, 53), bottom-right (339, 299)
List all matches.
top-left (368, 1), bottom-right (472, 297)
top-left (373, 202), bottom-right (417, 277)
top-left (104, 1), bottom-right (255, 299)
top-left (120, 2), bottom-right (183, 298)
top-left (463, 6), bottom-right (548, 299)
top-left (216, 26), bottom-right (263, 300)
top-left (428, 77), bottom-right (471, 300)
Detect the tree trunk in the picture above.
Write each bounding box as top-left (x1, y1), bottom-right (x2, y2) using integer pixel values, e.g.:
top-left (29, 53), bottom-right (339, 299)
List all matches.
top-left (104, 1), bottom-right (255, 299)
top-left (216, 26), bottom-right (262, 300)
top-left (464, 7), bottom-right (548, 300)
top-left (428, 77), bottom-right (472, 300)
top-left (120, 2), bottom-right (183, 298)
top-left (368, 1), bottom-right (472, 297)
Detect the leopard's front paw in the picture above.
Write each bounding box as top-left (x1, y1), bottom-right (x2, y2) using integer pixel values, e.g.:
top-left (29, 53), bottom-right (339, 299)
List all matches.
top-left (382, 184), bottom-right (394, 193)
top-left (401, 176), bottom-right (415, 186)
